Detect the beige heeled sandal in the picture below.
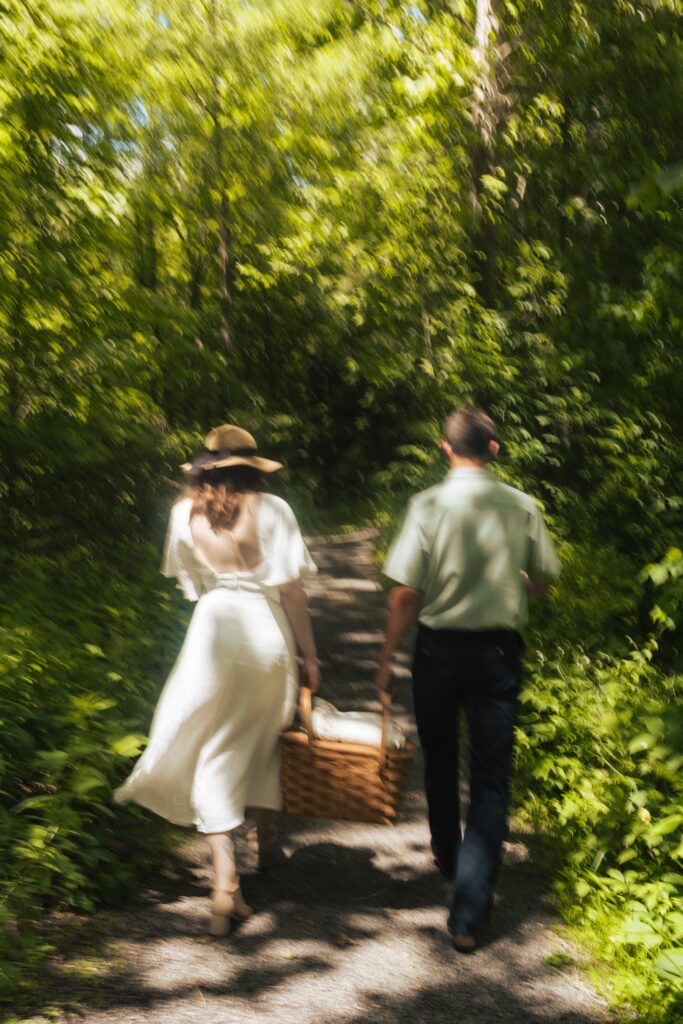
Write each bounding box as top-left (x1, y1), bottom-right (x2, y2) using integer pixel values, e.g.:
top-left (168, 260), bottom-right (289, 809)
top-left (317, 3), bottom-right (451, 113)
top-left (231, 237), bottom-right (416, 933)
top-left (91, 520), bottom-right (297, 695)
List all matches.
top-left (209, 883), bottom-right (252, 938)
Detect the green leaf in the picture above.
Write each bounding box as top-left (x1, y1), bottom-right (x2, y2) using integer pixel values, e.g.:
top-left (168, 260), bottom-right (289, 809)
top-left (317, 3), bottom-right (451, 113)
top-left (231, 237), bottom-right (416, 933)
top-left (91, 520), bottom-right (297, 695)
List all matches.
top-left (612, 915), bottom-right (662, 948)
top-left (650, 814), bottom-right (683, 837)
top-left (84, 644), bottom-right (105, 657)
top-left (71, 769), bottom-right (110, 796)
top-left (653, 948), bottom-right (683, 985)
top-left (35, 749), bottom-right (70, 772)
top-left (628, 733), bottom-right (656, 754)
top-left (656, 162), bottom-right (683, 195)
top-left (110, 734), bottom-right (147, 758)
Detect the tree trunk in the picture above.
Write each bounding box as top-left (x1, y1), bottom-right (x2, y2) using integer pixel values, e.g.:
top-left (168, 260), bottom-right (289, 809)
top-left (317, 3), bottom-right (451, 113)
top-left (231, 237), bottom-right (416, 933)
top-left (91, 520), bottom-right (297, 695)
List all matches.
top-left (216, 188), bottom-right (232, 354)
top-left (207, 0), bottom-right (232, 355)
top-left (470, 0), bottom-right (502, 306)
top-left (421, 306), bottom-right (435, 371)
top-left (188, 248), bottom-right (204, 311)
top-left (3, 286), bottom-right (26, 562)
top-left (146, 216), bottom-right (158, 292)
top-left (133, 209), bottom-right (158, 291)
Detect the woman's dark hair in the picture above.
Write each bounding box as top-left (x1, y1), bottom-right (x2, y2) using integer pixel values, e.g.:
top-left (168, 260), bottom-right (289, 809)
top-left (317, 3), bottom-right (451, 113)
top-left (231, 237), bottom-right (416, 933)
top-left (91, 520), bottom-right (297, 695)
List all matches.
top-left (188, 465), bottom-right (263, 531)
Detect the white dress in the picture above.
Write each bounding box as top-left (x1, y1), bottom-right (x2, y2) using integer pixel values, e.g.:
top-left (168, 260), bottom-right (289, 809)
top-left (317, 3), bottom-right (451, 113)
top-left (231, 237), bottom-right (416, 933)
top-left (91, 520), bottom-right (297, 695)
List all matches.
top-left (114, 493), bottom-right (316, 833)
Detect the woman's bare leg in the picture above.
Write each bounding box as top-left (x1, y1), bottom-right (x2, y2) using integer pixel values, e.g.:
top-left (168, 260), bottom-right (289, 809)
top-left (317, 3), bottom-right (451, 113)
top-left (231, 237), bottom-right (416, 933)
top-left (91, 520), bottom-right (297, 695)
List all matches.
top-left (206, 832), bottom-right (251, 931)
top-left (247, 808), bottom-right (276, 870)
top-left (248, 808), bottom-right (276, 870)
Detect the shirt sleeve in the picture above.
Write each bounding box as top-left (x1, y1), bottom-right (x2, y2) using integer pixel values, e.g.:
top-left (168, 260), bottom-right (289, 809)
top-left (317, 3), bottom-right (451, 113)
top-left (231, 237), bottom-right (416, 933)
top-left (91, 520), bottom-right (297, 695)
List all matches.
top-left (160, 500), bottom-right (201, 602)
top-left (259, 496), bottom-right (317, 588)
top-left (527, 508), bottom-right (561, 581)
top-left (383, 499), bottom-right (428, 590)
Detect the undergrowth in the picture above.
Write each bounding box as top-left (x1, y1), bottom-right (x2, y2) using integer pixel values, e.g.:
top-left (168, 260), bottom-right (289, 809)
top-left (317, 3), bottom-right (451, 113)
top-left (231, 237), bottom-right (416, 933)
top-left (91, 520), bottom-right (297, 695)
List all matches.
top-left (0, 540), bottom-right (189, 1012)
top-left (514, 548), bottom-right (683, 1022)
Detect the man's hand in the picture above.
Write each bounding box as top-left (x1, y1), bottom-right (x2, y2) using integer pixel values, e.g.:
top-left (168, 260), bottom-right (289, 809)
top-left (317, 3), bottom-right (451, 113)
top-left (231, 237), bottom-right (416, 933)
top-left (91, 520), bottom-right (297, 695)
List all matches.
top-left (374, 659), bottom-right (394, 695)
top-left (521, 571), bottom-right (553, 600)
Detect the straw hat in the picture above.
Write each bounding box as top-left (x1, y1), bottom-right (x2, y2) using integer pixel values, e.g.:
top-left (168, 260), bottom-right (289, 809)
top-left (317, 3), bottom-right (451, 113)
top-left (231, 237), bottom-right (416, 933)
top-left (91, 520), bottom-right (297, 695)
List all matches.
top-left (181, 424), bottom-right (283, 476)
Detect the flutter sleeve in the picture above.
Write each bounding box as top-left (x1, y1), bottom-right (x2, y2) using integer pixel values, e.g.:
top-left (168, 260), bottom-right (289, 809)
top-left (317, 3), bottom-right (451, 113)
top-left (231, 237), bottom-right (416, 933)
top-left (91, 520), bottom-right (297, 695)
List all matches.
top-left (160, 498), bottom-right (201, 602)
top-left (258, 494), bottom-right (317, 588)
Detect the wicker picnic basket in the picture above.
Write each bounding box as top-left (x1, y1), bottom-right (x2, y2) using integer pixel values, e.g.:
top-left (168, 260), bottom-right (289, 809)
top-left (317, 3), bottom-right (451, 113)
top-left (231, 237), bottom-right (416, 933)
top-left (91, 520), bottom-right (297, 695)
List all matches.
top-left (280, 688), bottom-right (416, 825)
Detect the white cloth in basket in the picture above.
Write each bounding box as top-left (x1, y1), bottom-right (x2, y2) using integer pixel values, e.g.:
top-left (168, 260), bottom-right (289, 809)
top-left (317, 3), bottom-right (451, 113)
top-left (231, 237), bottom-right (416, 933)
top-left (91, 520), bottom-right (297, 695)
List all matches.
top-left (310, 698), bottom-right (406, 750)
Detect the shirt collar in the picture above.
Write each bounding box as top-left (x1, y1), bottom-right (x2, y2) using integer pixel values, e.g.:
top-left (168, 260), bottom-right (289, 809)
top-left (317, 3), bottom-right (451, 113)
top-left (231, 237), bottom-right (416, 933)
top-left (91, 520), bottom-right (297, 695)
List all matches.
top-left (446, 466), bottom-right (490, 479)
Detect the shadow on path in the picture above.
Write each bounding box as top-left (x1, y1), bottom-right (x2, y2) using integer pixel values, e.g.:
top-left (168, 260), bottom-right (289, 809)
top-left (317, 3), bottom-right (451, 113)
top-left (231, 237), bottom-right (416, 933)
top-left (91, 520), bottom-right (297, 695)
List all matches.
top-left (16, 531), bottom-right (612, 1024)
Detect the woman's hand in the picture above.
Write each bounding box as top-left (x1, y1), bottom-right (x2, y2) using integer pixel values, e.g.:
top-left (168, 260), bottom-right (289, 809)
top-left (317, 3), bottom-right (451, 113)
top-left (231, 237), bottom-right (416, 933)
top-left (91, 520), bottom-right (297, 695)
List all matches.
top-left (300, 656), bottom-right (320, 693)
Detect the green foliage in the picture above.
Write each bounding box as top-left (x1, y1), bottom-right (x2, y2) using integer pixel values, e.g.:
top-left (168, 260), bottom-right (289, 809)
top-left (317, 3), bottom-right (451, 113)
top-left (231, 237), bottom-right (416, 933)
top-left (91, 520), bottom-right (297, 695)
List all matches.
top-left (0, 0), bottom-right (681, 1016)
top-left (0, 541), bottom-right (189, 1001)
top-left (515, 554), bottom-right (683, 1021)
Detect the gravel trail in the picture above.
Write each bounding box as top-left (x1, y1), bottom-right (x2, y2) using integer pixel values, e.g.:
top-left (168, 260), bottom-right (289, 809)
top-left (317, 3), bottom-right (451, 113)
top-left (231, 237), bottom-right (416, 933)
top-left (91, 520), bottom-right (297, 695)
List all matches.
top-left (36, 531), bottom-right (614, 1024)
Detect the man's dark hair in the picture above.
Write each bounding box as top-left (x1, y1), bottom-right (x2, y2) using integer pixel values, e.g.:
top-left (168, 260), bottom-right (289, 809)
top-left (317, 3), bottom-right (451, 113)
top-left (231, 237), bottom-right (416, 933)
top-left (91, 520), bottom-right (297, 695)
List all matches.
top-left (443, 407), bottom-right (496, 460)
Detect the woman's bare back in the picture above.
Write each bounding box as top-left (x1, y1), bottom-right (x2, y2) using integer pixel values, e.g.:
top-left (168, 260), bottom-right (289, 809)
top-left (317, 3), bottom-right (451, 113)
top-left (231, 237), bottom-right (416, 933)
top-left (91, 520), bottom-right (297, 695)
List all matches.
top-left (189, 491), bottom-right (262, 572)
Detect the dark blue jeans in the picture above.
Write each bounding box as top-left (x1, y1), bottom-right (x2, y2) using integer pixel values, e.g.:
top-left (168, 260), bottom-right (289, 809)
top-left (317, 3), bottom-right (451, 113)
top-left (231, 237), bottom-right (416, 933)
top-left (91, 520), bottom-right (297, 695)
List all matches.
top-left (412, 624), bottom-right (522, 937)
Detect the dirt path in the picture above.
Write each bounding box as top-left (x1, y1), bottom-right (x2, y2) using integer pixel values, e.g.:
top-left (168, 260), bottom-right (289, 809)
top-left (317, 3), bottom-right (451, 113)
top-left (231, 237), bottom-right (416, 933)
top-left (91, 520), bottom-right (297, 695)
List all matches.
top-left (36, 532), bottom-right (613, 1024)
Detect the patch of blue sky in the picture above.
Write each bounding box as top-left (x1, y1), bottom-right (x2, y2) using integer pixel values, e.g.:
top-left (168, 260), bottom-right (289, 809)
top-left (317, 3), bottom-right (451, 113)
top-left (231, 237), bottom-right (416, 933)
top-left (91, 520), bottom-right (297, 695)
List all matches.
top-left (112, 138), bottom-right (140, 154)
top-left (130, 98), bottom-right (150, 128)
top-left (284, 154), bottom-right (309, 189)
top-left (156, 13), bottom-right (170, 28)
top-left (406, 5), bottom-right (428, 24)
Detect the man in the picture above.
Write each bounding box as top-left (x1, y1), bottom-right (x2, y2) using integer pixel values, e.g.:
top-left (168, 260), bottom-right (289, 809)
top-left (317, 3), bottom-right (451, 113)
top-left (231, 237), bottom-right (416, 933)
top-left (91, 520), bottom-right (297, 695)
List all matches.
top-left (374, 407), bottom-right (560, 953)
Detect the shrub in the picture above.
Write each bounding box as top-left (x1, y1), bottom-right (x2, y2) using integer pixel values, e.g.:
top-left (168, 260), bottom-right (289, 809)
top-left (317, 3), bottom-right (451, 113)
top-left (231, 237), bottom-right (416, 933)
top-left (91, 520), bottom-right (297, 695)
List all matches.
top-left (0, 543), bottom-right (189, 1001)
top-left (515, 551), bottom-right (683, 1021)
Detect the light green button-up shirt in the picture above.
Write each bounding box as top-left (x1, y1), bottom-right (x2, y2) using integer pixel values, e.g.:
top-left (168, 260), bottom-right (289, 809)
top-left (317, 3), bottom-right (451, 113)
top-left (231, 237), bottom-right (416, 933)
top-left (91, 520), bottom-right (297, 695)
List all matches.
top-left (383, 468), bottom-right (561, 631)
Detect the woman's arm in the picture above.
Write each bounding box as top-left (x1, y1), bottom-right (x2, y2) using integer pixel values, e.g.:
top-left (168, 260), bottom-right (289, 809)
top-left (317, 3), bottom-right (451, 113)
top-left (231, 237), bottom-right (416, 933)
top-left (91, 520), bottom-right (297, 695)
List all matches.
top-left (278, 579), bottom-right (320, 691)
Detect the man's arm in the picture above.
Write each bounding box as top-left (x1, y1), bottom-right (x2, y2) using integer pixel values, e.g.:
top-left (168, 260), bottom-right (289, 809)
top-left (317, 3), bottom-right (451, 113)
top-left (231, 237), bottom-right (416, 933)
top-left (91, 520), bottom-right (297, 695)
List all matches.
top-left (526, 506), bottom-right (561, 599)
top-left (374, 585), bottom-right (422, 693)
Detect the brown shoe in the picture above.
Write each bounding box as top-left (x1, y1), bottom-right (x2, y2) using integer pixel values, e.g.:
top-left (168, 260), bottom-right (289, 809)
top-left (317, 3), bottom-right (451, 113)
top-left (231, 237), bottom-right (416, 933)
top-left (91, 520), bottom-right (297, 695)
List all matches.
top-left (451, 934), bottom-right (477, 954)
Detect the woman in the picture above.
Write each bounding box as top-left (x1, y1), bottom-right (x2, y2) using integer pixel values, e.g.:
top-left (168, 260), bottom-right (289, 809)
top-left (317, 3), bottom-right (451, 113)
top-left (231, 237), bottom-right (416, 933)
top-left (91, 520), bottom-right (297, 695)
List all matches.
top-left (115, 424), bottom-right (319, 936)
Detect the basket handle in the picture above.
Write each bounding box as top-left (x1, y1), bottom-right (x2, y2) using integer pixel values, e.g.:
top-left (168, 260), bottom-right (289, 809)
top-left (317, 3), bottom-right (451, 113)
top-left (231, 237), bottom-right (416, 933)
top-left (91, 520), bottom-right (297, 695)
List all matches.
top-left (299, 684), bottom-right (315, 742)
top-left (298, 685), bottom-right (393, 763)
top-left (378, 687), bottom-right (392, 766)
